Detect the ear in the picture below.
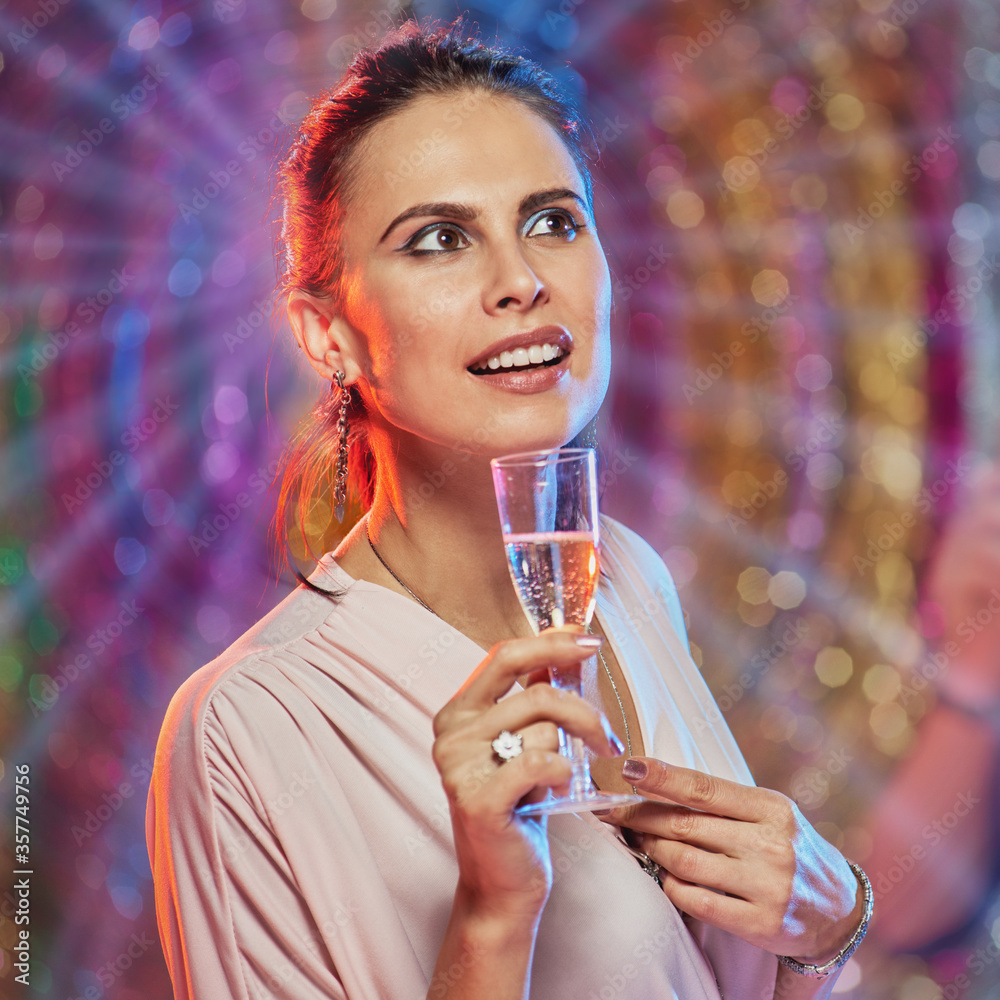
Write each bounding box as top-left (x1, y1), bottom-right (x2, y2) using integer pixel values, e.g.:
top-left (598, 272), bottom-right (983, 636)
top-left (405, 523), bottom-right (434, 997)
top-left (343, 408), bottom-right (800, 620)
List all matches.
top-left (286, 289), bottom-right (363, 383)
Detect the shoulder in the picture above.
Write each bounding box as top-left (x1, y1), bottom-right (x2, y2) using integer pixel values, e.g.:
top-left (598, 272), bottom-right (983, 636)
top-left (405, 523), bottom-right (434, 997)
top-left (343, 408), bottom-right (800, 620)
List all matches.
top-left (152, 582), bottom-right (344, 783)
top-left (600, 514), bottom-right (665, 570)
top-left (598, 514), bottom-right (690, 651)
top-left (599, 514), bottom-right (678, 599)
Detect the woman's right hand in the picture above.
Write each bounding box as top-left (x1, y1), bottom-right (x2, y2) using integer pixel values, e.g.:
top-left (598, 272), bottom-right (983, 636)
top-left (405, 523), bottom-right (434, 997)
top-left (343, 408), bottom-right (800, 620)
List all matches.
top-left (431, 628), bottom-right (623, 924)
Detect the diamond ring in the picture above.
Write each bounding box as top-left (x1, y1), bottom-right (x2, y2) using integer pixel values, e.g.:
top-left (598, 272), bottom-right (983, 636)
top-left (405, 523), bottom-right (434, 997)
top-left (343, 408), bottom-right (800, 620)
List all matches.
top-left (491, 730), bottom-right (524, 762)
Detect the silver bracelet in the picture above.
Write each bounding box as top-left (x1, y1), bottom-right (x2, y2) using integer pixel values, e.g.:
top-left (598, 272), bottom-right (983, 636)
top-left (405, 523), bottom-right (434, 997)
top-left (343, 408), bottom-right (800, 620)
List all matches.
top-left (777, 861), bottom-right (873, 979)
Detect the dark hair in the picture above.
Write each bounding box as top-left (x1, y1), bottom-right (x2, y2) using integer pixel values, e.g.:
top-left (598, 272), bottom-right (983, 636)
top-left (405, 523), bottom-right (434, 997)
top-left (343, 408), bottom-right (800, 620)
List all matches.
top-left (272, 15), bottom-right (599, 577)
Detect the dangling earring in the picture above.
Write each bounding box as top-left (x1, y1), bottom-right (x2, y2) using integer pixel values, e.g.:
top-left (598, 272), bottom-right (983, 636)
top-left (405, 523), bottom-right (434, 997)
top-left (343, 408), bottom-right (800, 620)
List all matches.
top-left (333, 371), bottom-right (351, 522)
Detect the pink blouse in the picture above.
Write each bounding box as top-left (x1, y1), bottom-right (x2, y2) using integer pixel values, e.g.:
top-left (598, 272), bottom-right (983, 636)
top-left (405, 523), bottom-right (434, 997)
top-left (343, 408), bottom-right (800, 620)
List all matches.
top-left (147, 516), bottom-right (836, 999)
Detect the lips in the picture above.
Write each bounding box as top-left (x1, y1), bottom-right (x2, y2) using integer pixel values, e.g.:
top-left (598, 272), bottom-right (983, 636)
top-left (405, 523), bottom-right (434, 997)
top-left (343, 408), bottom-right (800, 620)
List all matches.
top-left (466, 325), bottom-right (573, 375)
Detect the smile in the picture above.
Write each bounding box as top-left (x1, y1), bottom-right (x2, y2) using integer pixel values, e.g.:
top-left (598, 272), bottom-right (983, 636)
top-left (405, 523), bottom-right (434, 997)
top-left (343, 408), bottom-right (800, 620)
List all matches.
top-left (468, 343), bottom-right (566, 375)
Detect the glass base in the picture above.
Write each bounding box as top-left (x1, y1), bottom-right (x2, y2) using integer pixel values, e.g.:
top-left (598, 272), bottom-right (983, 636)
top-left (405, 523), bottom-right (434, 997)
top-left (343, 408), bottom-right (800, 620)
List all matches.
top-left (514, 789), bottom-right (647, 817)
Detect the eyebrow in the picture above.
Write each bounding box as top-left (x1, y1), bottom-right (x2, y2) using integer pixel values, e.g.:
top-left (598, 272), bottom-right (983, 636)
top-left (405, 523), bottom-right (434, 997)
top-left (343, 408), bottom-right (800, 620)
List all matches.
top-left (377, 187), bottom-right (590, 245)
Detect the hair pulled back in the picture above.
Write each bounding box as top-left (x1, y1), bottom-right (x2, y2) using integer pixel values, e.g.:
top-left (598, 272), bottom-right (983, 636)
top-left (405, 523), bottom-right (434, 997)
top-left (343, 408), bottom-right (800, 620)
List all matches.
top-left (273, 15), bottom-right (598, 568)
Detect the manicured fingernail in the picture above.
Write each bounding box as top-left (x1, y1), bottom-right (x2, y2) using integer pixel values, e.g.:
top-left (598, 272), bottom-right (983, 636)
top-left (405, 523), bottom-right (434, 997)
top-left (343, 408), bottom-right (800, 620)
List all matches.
top-left (574, 635), bottom-right (604, 648)
top-left (622, 758), bottom-right (647, 781)
top-left (593, 808), bottom-right (613, 818)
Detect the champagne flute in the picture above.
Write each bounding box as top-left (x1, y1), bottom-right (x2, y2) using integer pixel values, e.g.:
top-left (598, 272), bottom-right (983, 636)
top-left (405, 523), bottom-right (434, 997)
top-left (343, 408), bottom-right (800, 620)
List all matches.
top-left (490, 447), bottom-right (645, 816)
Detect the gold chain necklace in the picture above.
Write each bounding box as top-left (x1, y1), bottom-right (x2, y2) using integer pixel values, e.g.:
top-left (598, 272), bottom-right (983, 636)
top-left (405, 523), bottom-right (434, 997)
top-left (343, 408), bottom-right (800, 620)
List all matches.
top-left (595, 644), bottom-right (638, 795)
top-left (593, 627), bottom-right (662, 886)
top-left (365, 517), bottom-right (436, 615)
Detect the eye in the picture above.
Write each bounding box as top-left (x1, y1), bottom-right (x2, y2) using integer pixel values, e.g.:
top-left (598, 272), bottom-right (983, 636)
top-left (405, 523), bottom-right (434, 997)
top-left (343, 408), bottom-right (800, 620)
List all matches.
top-left (526, 210), bottom-right (583, 240)
top-left (406, 225), bottom-right (470, 255)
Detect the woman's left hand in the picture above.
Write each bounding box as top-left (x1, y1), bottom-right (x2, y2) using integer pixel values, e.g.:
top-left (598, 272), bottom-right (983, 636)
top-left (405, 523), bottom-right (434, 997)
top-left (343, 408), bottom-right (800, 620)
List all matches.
top-left (599, 757), bottom-right (865, 963)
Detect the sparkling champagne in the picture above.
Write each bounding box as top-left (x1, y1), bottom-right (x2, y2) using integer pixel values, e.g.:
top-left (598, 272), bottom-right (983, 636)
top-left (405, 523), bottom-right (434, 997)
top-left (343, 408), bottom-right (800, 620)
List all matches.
top-left (503, 531), bottom-right (599, 633)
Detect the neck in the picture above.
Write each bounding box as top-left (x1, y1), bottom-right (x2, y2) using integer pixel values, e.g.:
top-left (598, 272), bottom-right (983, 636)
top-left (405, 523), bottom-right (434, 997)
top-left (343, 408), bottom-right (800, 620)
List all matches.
top-left (347, 437), bottom-right (536, 648)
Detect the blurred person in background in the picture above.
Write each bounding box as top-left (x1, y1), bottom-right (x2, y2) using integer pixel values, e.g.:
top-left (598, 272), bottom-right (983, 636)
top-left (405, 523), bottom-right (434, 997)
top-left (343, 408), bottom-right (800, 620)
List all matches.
top-left (866, 461), bottom-right (1000, 994)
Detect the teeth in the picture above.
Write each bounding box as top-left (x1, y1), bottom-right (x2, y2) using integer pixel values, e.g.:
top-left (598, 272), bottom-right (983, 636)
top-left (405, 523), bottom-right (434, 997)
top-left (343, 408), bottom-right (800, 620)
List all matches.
top-left (472, 343), bottom-right (565, 372)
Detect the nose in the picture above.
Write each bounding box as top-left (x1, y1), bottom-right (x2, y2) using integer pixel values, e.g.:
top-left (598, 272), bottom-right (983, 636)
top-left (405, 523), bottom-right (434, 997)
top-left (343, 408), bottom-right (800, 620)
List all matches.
top-left (484, 242), bottom-right (548, 313)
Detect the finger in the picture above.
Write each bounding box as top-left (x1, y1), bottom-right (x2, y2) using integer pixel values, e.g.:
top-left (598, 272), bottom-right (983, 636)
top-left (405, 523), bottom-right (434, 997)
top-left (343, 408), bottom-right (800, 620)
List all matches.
top-left (600, 803), bottom-right (752, 856)
top-left (657, 869), bottom-right (759, 940)
top-left (522, 667), bottom-right (551, 688)
top-left (458, 748), bottom-right (573, 819)
top-left (443, 631), bottom-right (604, 716)
top-left (614, 758), bottom-right (774, 823)
top-left (472, 683), bottom-right (623, 759)
top-left (643, 836), bottom-right (757, 898)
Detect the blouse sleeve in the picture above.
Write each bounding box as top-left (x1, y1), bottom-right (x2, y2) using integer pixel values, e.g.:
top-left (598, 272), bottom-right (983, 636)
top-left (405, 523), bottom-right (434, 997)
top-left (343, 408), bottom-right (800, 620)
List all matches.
top-left (146, 668), bottom-right (348, 1000)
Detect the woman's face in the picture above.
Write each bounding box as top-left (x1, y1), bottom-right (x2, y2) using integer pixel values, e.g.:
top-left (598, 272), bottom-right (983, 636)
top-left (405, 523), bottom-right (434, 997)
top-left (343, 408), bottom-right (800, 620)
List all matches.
top-left (331, 89), bottom-right (612, 460)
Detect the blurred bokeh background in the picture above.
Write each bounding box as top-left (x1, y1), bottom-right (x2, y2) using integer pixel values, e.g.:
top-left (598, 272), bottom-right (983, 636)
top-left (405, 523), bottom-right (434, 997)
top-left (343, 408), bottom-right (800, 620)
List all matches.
top-left (2, 0), bottom-right (999, 996)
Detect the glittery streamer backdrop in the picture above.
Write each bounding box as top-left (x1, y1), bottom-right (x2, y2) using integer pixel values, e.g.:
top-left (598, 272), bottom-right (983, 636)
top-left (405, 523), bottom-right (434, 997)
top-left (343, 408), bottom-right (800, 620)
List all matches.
top-left (1, 1), bottom-right (997, 996)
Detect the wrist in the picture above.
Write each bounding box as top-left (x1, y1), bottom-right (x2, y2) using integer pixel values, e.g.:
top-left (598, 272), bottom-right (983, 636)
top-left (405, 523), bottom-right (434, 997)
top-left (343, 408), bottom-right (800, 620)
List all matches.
top-left (798, 868), bottom-right (865, 964)
top-left (778, 861), bottom-right (873, 979)
top-left (453, 882), bottom-right (546, 944)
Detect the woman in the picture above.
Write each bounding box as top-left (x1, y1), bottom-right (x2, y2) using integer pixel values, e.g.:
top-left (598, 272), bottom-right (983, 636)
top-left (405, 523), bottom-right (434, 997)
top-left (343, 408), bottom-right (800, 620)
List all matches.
top-left (146, 18), bottom-right (869, 1000)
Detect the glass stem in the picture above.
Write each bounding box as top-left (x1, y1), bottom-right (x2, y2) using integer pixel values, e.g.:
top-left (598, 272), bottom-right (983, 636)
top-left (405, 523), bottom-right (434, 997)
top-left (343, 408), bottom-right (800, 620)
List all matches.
top-left (565, 734), bottom-right (592, 798)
